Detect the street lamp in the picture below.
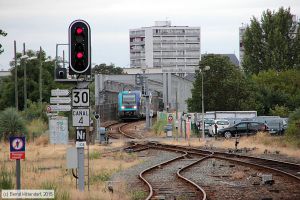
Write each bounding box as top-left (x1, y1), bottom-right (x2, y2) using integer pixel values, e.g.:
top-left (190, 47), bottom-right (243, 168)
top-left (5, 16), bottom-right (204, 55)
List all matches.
top-left (200, 65), bottom-right (210, 141)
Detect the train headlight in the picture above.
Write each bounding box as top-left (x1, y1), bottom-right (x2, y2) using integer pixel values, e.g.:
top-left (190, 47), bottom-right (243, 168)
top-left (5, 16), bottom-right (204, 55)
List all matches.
top-left (121, 106), bottom-right (125, 110)
top-left (133, 106), bottom-right (137, 109)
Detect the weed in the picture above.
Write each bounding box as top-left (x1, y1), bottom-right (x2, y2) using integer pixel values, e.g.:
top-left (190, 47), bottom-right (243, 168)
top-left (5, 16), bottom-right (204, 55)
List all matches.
top-left (152, 119), bottom-right (168, 135)
top-left (0, 165), bottom-right (14, 189)
top-left (130, 190), bottom-right (147, 200)
top-left (41, 181), bottom-right (58, 200)
top-left (89, 151), bottom-right (102, 160)
top-left (91, 170), bottom-right (113, 183)
top-left (59, 190), bottom-right (70, 200)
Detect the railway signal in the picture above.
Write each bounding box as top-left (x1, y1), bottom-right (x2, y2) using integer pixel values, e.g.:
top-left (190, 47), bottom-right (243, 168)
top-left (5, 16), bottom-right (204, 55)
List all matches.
top-left (69, 20), bottom-right (91, 75)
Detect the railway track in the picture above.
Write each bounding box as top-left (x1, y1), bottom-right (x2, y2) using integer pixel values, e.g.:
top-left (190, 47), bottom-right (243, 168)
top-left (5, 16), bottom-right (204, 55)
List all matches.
top-left (106, 121), bottom-right (142, 139)
top-left (125, 142), bottom-right (300, 199)
top-left (146, 142), bottom-right (300, 182)
top-left (139, 151), bottom-right (208, 200)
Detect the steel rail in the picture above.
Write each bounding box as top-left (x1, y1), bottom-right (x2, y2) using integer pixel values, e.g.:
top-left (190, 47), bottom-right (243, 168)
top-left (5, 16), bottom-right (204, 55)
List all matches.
top-left (176, 155), bottom-right (212, 200)
top-left (139, 152), bottom-right (188, 200)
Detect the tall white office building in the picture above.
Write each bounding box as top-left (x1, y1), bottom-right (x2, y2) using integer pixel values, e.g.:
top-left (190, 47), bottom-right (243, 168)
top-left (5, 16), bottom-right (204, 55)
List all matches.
top-left (129, 21), bottom-right (201, 73)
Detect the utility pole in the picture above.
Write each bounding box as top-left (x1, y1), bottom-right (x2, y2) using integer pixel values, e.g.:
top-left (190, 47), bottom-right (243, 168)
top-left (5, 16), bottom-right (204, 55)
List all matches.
top-left (175, 89), bottom-right (178, 141)
top-left (39, 46), bottom-right (42, 105)
top-left (143, 69), bottom-right (150, 130)
top-left (23, 43), bottom-right (27, 110)
top-left (14, 41), bottom-right (18, 110)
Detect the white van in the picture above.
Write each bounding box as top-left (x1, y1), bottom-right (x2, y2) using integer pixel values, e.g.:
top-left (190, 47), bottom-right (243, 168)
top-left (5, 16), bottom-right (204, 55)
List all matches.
top-left (209, 119), bottom-right (230, 136)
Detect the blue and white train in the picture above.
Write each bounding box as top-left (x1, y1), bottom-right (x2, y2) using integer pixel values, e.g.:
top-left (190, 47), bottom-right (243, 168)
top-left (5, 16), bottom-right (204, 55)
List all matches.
top-left (118, 90), bottom-right (162, 120)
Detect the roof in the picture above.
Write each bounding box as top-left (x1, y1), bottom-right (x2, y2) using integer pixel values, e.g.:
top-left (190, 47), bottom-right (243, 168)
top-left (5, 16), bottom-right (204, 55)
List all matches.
top-left (0, 71), bottom-right (10, 77)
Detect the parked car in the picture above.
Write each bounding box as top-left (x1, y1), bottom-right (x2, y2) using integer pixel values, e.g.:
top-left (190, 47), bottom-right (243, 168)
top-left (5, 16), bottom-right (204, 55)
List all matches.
top-left (208, 119), bottom-right (230, 136)
top-left (196, 119), bottom-right (214, 136)
top-left (217, 121), bottom-right (268, 138)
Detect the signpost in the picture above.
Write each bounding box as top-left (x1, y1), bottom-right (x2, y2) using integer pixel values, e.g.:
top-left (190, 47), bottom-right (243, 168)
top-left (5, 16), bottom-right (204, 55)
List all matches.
top-left (10, 136), bottom-right (25, 190)
top-left (71, 87), bottom-right (90, 193)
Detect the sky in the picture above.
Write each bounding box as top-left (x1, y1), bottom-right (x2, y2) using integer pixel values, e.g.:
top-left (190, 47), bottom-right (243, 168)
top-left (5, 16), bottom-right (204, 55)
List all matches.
top-left (0, 0), bottom-right (299, 70)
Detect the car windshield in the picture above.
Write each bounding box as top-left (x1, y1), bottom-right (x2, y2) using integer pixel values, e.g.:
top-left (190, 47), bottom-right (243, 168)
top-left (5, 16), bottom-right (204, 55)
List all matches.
top-left (123, 94), bottom-right (136, 104)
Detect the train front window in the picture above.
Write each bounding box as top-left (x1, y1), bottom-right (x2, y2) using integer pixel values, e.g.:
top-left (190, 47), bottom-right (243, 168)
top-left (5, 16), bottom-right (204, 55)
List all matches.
top-left (123, 94), bottom-right (136, 104)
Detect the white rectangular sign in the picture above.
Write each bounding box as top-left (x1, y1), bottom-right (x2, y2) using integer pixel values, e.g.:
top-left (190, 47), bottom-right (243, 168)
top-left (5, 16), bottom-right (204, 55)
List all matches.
top-left (72, 89), bottom-right (89, 107)
top-left (51, 89), bottom-right (70, 96)
top-left (50, 97), bottom-right (71, 104)
top-left (72, 108), bottom-right (90, 127)
top-left (49, 105), bottom-right (71, 112)
top-left (76, 141), bottom-right (86, 148)
top-left (49, 117), bottom-right (68, 144)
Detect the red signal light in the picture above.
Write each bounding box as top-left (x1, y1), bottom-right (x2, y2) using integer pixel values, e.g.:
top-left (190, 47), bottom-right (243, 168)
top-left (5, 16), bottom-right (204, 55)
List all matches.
top-left (76, 52), bottom-right (84, 59)
top-left (76, 27), bottom-right (83, 35)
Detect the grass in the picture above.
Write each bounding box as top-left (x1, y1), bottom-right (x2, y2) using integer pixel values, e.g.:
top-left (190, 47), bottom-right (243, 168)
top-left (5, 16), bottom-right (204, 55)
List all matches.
top-left (0, 165), bottom-right (14, 189)
top-left (162, 133), bottom-right (300, 159)
top-left (89, 151), bottom-right (102, 160)
top-left (0, 140), bottom-right (141, 200)
top-left (130, 190), bottom-right (147, 200)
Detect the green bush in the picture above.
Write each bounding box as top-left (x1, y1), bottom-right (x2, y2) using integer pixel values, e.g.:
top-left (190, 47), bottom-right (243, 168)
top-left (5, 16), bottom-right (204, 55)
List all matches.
top-left (285, 108), bottom-right (300, 147)
top-left (22, 100), bottom-right (48, 122)
top-left (152, 119), bottom-right (168, 135)
top-left (0, 166), bottom-right (14, 189)
top-left (0, 107), bottom-right (27, 140)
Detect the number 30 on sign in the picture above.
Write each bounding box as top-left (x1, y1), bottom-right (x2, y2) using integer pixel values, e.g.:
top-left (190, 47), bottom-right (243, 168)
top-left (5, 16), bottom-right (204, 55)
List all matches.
top-left (72, 108), bottom-right (90, 127)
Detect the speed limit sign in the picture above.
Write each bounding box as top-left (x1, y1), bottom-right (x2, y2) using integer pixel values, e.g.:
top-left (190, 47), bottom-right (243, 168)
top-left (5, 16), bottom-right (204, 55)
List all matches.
top-left (72, 89), bottom-right (89, 107)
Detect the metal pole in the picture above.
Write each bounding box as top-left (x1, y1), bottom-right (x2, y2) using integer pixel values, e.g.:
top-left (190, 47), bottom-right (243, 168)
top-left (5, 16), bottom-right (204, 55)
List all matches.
top-left (146, 76), bottom-right (150, 129)
top-left (23, 43), bottom-right (27, 110)
top-left (14, 40), bottom-right (18, 110)
top-left (63, 50), bottom-right (65, 68)
top-left (16, 159), bottom-right (20, 189)
top-left (201, 70), bottom-right (205, 140)
top-left (77, 132), bottom-right (84, 191)
top-left (39, 46), bottom-right (42, 104)
top-left (176, 89), bottom-right (178, 141)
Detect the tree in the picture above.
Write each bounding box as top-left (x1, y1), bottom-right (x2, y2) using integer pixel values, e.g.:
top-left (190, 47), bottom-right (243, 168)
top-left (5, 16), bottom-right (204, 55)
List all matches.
top-left (187, 54), bottom-right (258, 112)
top-left (0, 107), bottom-right (26, 140)
top-left (251, 69), bottom-right (300, 115)
top-left (0, 49), bottom-right (72, 111)
top-left (92, 63), bottom-right (124, 75)
top-left (0, 29), bottom-right (7, 54)
top-left (243, 7), bottom-right (300, 74)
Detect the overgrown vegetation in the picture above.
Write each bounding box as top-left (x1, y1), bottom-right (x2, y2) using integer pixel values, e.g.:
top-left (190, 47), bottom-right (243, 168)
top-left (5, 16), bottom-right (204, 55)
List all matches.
top-left (130, 190), bottom-right (147, 200)
top-left (90, 151), bottom-right (102, 160)
top-left (152, 118), bottom-right (168, 135)
top-left (0, 107), bottom-right (27, 140)
top-left (91, 169), bottom-right (114, 183)
top-left (285, 108), bottom-right (300, 147)
top-left (0, 165), bottom-right (14, 189)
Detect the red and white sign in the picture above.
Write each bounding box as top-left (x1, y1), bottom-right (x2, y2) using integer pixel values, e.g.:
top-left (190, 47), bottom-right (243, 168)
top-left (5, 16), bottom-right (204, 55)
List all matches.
top-left (10, 152), bottom-right (25, 160)
top-left (168, 114), bottom-right (173, 123)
